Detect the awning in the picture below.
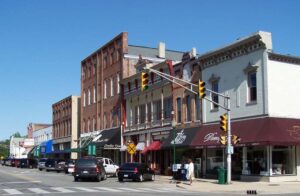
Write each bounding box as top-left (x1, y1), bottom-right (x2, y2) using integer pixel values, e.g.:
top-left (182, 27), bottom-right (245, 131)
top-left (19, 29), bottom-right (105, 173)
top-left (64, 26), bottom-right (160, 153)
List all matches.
top-left (136, 142), bottom-right (145, 151)
top-left (142, 141), bottom-right (161, 154)
top-left (120, 145), bottom-right (127, 151)
top-left (191, 117), bottom-right (300, 148)
top-left (91, 127), bottom-right (121, 149)
top-left (48, 150), bottom-right (70, 154)
top-left (39, 140), bottom-right (53, 154)
top-left (160, 127), bottom-right (199, 149)
top-left (27, 145), bottom-right (38, 156)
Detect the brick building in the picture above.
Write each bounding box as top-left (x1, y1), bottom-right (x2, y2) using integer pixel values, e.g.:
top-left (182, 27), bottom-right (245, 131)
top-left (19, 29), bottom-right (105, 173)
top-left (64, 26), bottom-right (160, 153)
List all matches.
top-left (80, 32), bottom-right (183, 164)
top-left (52, 95), bottom-right (80, 159)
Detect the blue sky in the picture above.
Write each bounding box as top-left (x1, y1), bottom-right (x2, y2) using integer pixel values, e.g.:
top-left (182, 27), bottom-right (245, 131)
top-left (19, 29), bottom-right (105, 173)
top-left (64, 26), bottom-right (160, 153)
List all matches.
top-left (0, 0), bottom-right (300, 140)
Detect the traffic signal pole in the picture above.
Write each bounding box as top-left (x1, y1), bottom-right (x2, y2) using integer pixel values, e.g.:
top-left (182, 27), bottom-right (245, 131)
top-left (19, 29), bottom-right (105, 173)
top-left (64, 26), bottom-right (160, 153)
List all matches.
top-left (227, 98), bottom-right (232, 184)
top-left (143, 66), bottom-right (233, 184)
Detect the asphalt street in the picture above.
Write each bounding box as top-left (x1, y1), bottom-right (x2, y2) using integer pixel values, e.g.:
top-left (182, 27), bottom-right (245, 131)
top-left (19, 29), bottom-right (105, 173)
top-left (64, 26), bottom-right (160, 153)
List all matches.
top-left (0, 165), bottom-right (217, 196)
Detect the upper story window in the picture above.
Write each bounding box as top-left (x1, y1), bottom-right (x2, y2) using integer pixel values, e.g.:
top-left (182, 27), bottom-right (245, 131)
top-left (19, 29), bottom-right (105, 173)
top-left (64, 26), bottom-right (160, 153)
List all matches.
top-left (93, 86), bottom-right (96, 103)
top-left (104, 55), bottom-right (108, 69)
top-left (248, 71), bottom-right (257, 102)
top-left (147, 103), bottom-right (152, 122)
top-left (104, 80), bottom-right (107, 99)
top-left (93, 64), bottom-right (96, 75)
top-left (110, 77), bottom-right (114, 97)
top-left (150, 72), bottom-right (154, 84)
top-left (128, 82), bottom-right (131, 92)
top-left (176, 98), bottom-right (182, 123)
top-left (140, 104), bottom-right (146, 124)
top-left (153, 100), bottom-right (161, 121)
top-left (83, 91), bottom-right (86, 107)
top-left (117, 73), bottom-right (120, 94)
top-left (186, 95), bottom-right (191, 122)
top-left (211, 81), bottom-right (219, 109)
top-left (104, 113), bottom-right (107, 129)
top-left (163, 97), bottom-right (172, 119)
top-left (88, 88), bottom-right (91, 105)
top-left (82, 67), bottom-right (86, 80)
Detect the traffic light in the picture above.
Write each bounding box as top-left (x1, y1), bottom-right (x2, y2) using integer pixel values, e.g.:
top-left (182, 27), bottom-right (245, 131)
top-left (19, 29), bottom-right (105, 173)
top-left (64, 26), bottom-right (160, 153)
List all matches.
top-left (198, 80), bottom-right (206, 99)
top-left (220, 135), bottom-right (227, 145)
top-left (141, 72), bottom-right (149, 91)
top-left (220, 113), bottom-right (227, 132)
top-left (232, 135), bottom-right (240, 144)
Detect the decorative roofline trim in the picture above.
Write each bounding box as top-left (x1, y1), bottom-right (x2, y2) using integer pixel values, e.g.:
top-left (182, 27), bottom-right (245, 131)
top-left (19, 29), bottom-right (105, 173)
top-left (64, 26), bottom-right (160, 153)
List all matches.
top-left (268, 52), bottom-right (300, 65)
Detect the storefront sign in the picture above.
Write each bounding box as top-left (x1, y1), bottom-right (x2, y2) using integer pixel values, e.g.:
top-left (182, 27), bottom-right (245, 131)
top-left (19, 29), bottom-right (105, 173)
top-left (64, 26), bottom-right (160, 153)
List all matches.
top-left (203, 132), bottom-right (219, 143)
top-left (104, 144), bottom-right (121, 149)
top-left (93, 134), bottom-right (109, 143)
top-left (171, 130), bottom-right (187, 145)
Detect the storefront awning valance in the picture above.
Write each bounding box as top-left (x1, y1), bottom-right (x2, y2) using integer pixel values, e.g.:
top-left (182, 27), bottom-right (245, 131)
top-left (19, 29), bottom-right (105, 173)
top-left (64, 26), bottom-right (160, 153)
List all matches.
top-left (91, 127), bottom-right (121, 149)
top-left (142, 141), bottom-right (161, 154)
top-left (160, 127), bottom-right (199, 149)
top-left (191, 117), bottom-right (300, 148)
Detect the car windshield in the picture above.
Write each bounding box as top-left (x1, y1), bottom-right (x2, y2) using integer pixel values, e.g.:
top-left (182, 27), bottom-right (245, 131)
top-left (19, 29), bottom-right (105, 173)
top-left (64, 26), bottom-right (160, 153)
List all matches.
top-left (76, 159), bottom-right (96, 167)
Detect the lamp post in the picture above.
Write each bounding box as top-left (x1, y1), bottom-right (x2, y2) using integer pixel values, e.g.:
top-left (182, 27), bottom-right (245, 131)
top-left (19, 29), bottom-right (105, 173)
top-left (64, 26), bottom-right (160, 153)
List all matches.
top-left (171, 111), bottom-right (177, 179)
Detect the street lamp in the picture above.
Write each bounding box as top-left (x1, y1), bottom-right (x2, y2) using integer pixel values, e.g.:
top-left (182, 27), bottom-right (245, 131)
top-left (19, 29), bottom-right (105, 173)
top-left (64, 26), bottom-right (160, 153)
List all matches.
top-left (171, 111), bottom-right (177, 179)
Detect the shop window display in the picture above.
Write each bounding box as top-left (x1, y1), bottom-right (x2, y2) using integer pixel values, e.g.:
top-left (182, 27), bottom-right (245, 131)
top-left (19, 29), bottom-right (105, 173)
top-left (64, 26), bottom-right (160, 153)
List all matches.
top-left (206, 149), bottom-right (224, 175)
top-left (272, 146), bottom-right (295, 175)
top-left (245, 146), bottom-right (267, 175)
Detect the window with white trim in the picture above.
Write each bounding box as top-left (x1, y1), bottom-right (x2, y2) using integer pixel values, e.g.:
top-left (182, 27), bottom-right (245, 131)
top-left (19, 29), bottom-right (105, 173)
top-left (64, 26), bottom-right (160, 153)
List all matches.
top-left (110, 77), bottom-right (114, 97)
top-left (117, 73), bottom-right (120, 94)
top-left (83, 91), bottom-right (86, 107)
top-left (88, 88), bottom-right (91, 105)
top-left (248, 71), bottom-right (257, 102)
top-left (93, 85), bottom-right (96, 103)
top-left (104, 80), bottom-right (107, 99)
top-left (211, 81), bottom-right (219, 109)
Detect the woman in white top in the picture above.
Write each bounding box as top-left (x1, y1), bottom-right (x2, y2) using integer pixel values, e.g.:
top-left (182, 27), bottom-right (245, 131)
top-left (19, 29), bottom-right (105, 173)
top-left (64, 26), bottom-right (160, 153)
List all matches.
top-left (188, 158), bottom-right (194, 185)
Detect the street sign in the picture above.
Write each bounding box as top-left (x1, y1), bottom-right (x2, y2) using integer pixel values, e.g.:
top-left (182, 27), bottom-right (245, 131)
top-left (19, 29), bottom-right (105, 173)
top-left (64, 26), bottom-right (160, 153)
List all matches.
top-left (227, 146), bottom-right (234, 154)
top-left (127, 143), bottom-right (136, 155)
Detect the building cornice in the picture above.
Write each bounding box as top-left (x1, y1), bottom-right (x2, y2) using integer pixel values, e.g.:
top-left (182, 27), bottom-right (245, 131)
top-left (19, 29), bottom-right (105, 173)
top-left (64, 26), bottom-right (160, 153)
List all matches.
top-left (268, 52), bottom-right (300, 65)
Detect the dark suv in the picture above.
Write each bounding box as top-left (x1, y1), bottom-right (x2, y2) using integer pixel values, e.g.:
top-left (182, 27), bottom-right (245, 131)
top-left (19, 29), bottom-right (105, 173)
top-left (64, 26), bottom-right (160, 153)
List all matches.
top-left (73, 157), bottom-right (106, 182)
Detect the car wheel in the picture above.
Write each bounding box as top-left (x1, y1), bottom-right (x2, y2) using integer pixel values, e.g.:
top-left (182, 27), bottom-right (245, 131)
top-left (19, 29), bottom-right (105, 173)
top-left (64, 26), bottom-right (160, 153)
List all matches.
top-left (74, 177), bottom-right (78, 182)
top-left (139, 174), bottom-right (144, 182)
top-left (46, 170), bottom-right (49, 172)
top-left (39, 168), bottom-right (42, 171)
top-left (118, 177), bottom-right (123, 182)
top-left (96, 175), bottom-right (100, 182)
top-left (56, 170), bottom-right (60, 173)
top-left (151, 174), bottom-right (155, 181)
top-left (102, 173), bottom-right (107, 181)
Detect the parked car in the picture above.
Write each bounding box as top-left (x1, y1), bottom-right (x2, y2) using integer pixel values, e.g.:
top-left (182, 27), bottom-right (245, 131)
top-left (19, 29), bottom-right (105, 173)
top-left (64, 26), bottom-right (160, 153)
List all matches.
top-left (64, 159), bottom-right (76, 174)
top-left (37, 158), bottom-right (48, 171)
top-left (10, 159), bottom-right (16, 167)
top-left (54, 160), bottom-right (66, 173)
top-left (96, 157), bottom-right (119, 176)
top-left (45, 159), bottom-right (65, 172)
top-left (19, 158), bottom-right (37, 168)
top-left (73, 157), bottom-right (106, 182)
top-left (117, 162), bottom-right (155, 182)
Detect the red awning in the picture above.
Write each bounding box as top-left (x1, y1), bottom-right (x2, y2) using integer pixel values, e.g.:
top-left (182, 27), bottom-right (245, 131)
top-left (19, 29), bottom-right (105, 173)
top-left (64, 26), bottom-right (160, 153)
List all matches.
top-left (141, 141), bottom-right (161, 154)
top-left (191, 117), bottom-right (300, 148)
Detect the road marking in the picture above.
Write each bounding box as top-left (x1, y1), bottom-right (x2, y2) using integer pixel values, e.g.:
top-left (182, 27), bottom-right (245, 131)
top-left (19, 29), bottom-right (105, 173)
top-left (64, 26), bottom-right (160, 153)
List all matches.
top-left (138, 187), bottom-right (169, 192)
top-left (3, 189), bottom-right (23, 195)
top-left (74, 187), bottom-right (99, 192)
top-left (28, 188), bottom-right (50, 194)
top-left (51, 187), bottom-right (75, 193)
top-left (94, 187), bottom-right (122, 192)
top-left (118, 187), bottom-right (145, 192)
top-left (0, 181), bottom-right (41, 185)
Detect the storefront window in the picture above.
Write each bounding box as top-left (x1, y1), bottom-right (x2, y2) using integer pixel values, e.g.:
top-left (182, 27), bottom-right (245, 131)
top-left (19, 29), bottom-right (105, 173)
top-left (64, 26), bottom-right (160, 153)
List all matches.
top-left (206, 148), bottom-right (224, 175)
top-left (272, 146), bottom-right (295, 175)
top-left (245, 146), bottom-right (267, 175)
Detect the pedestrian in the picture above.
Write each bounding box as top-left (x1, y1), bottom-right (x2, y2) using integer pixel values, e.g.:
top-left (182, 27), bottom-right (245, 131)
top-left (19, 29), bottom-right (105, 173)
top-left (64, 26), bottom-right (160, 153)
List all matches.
top-left (187, 158), bottom-right (194, 185)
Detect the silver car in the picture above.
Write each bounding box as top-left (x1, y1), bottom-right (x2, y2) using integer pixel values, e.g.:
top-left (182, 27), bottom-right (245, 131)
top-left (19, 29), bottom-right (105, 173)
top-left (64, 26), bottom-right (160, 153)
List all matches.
top-left (37, 158), bottom-right (48, 171)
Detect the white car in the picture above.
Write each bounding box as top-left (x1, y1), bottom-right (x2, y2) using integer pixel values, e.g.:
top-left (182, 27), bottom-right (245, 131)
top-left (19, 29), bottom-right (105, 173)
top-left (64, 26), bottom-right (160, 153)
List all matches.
top-left (97, 157), bottom-right (119, 176)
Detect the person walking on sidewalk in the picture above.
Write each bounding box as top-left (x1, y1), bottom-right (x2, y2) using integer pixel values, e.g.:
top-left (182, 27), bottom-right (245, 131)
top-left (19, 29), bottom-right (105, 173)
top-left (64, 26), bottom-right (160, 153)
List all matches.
top-left (188, 158), bottom-right (194, 185)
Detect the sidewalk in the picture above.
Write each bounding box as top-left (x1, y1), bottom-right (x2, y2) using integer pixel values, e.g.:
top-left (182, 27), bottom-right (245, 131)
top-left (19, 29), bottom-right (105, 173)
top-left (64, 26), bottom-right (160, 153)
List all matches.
top-left (155, 175), bottom-right (300, 195)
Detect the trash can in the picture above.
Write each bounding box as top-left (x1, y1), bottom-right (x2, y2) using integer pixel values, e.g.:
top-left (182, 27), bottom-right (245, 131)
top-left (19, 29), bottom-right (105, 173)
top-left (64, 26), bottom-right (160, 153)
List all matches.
top-left (218, 167), bottom-right (227, 184)
top-left (181, 168), bottom-right (187, 181)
